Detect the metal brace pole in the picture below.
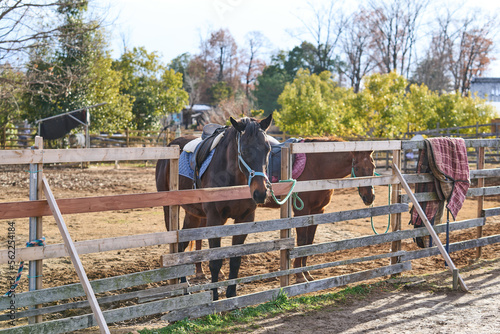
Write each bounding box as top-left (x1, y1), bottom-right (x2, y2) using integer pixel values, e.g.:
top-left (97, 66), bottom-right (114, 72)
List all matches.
top-left (393, 163), bottom-right (468, 291)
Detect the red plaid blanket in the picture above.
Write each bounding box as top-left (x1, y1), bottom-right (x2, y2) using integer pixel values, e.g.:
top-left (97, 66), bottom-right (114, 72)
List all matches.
top-left (411, 137), bottom-right (470, 226)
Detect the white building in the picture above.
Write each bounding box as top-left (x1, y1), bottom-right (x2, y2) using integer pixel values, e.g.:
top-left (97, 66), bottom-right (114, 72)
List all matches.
top-left (470, 77), bottom-right (500, 117)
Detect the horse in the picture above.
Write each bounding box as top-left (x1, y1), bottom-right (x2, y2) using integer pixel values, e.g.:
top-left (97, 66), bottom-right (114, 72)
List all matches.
top-left (155, 114), bottom-right (273, 300)
top-left (263, 138), bottom-right (376, 283)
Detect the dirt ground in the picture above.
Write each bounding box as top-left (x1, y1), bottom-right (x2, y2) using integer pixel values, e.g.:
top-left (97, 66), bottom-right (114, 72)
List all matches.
top-left (1, 163), bottom-right (499, 333)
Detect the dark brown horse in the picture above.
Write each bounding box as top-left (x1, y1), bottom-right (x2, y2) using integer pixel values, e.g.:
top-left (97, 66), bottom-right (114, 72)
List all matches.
top-left (156, 115), bottom-right (273, 300)
top-left (262, 138), bottom-right (376, 283)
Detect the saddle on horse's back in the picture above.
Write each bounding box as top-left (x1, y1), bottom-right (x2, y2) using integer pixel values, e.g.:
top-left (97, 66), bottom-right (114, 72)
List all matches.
top-left (189, 124), bottom-right (227, 187)
top-left (267, 137), bottom-right (304, 182)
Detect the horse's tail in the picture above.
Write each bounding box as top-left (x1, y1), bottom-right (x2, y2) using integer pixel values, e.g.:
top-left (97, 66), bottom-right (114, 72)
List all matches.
top-left (168, 135), bottom-right (198, 151)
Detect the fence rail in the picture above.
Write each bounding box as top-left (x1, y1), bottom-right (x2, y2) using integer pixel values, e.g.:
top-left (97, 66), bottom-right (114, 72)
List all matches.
top-left (1, 138), bottom-right (499, 333)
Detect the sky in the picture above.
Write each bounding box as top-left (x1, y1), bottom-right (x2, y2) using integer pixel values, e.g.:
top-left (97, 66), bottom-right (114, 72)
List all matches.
top-left (103, 0), bottom-right (500, 77)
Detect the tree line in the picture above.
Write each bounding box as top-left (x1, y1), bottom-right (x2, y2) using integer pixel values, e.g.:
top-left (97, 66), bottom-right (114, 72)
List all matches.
top-left (0, 0), bottom-right (498, 141)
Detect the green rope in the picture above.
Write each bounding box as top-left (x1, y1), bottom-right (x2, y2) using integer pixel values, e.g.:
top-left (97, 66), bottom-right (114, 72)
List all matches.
top-left (270, 179), bottom-right (304, 211)
top-left (371, 183), bottom-right (392, 234)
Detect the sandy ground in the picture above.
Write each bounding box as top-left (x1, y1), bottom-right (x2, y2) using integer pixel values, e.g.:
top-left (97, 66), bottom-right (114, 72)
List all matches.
top-left (0, 163), bottom-right (499, 333)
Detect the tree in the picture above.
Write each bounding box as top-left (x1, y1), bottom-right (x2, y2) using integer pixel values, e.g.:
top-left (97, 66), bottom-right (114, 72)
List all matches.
top-left (419, 6), bottom-right (497, 95)
top-left (23, 0), bottom-right (133, 133)
top-left (242, 31), bottom-right (268, 99)
top-left (275, 69), bottom-right (358, 137)
top-left (355, 71), bottom-right (410, 138)
top-left (294, 1), bottom-right (346, 75)
top-left (0, 0), bottom-right (66, 62)
top-left (254, 65), bottom-right (289, 116)
top-left (0, 64), bottom-right (25, 145)
top-left (411, 53), bottom-right (451, 93)
top-left (450, 18), bottom-right (495, 95)
top-left (341, 8), bottom-right (376, 93)
top-left (254, 44), bottom-right (325, 116)
top-left (113, 47), bottom-right (188, 129)
top-left (367, 0), bottom-right (429, 77)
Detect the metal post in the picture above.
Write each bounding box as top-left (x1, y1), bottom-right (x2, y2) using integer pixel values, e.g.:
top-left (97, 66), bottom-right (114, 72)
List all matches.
top-left (28, 136), bottom-right (44, 323)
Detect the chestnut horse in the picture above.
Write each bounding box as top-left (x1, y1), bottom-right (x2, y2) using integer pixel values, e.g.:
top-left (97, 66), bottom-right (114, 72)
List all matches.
top-left (155, 115), bottom-right (273, 300)
top-left (265, 138), bottom-right (376, 283)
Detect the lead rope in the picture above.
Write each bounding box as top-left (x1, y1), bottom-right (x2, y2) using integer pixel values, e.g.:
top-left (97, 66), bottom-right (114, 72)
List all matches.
top-left (5, 237), bottom-right (45, 296)
top-left (351, 167), bottom-right (391, 235)
top-left (268, 179), bottom-right (304, 210)
top-left (371, 181), bottom-right (392, 235)
top-left (237, 132), bottom-right (303, 210)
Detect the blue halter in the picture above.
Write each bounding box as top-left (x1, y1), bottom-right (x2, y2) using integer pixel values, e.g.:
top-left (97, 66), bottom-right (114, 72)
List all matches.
top-left (237, 132), bottom-right (269, 186)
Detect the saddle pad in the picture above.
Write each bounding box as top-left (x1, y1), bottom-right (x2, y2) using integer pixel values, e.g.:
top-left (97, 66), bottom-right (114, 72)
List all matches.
top-left (183, 138), bottom-right (202, 153)
top-left (268, 138), bottom-right (307, 182)
top-left (271, 153), bottom-right (306, 183)
top-left (179, 149), bottom-right (215, 180)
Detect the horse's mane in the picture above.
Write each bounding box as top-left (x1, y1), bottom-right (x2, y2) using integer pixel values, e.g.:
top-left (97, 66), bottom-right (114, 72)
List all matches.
top-left (238, 117), bottom-right (262, 136)
top-left (303, 136), bottom-right (344, 143)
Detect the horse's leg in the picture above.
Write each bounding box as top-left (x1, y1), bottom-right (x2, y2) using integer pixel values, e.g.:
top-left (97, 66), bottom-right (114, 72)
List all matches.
top-left (177, 213), bottom-right (204, 284)
top-left (208, 236), bottom-right (223, 300)
top-left (205, 209), bottom-right (227, 301)
top-left (162, 205), bottom-right (170, 231)
top-left (292, 200), bottom-right (311, 284)
top-left (302, 225), bottom-right (318, 281)
top-left (300, 205), bottom-right (326, 282)
top-left (225, 233), bottom-right (248, 298)
top-left (194, 218), bottom-right (208, 279)
top-left (226, 214), bottom-right (253, 298)
top-left (195, 240), bottom-right (204, 278)
top-left (294, 226), bottom-right (310, 284)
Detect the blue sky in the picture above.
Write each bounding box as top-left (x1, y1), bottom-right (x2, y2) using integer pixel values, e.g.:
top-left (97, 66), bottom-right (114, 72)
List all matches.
top-left (103, 0), bottom-right (500, 77)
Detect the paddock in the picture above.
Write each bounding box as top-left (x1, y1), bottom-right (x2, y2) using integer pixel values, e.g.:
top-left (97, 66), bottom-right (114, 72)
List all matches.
top-left (0, 138), bottom-right (499, 333)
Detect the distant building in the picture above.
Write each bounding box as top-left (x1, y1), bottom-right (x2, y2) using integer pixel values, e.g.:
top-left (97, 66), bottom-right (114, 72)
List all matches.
top-left (181, 104), bottom-right (214, 129)
top-left (470, 77), bottom-right (500, 117)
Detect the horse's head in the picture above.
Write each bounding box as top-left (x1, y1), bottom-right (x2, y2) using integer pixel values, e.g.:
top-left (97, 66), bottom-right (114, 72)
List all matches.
top-left (351, 151), bottom-right (376, 206)
top-left (230, 114), bottom-right (273, 204)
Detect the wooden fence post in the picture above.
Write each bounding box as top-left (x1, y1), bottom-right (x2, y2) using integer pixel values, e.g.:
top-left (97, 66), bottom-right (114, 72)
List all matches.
top-left (476, 146), bottom-right (485, 259)
top-left (280, 145), bottom-right (292, 287)
top-left (28, 136), bottom-right (44, 324)
top-left (390, 148), bottom-right (402, 266)
top-left (168, 146), bottom-right (180, 285)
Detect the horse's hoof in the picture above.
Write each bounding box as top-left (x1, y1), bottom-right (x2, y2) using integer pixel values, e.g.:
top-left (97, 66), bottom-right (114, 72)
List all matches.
top-left (295, 273), bottom-right (308, 284)
top-left (226, 285), bottom-right (238, 298)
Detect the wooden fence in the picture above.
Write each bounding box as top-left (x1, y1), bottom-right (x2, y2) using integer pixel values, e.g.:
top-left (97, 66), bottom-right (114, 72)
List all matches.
top-left (0, 126), bottom-right (204, 149)
top-left (0, 138), bottom-right (499, 333)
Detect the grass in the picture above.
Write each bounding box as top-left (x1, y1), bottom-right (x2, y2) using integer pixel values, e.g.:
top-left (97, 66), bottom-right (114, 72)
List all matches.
top-left (136, 284), bottom-right (372, 334)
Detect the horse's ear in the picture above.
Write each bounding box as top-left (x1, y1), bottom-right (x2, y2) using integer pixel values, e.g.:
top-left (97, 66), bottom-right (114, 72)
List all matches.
top-left (259, 113), bottom-right (273, 132)
top-left (230, 117), bottom-right (246, 132)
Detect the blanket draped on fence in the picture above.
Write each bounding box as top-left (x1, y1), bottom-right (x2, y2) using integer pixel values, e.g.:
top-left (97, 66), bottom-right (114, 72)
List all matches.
top-left (410, 137), bottom-right (470, 227)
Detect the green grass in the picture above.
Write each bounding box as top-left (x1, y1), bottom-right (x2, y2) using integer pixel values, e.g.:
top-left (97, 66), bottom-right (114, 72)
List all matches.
top-left (136, 285), bottom-right (372, 334)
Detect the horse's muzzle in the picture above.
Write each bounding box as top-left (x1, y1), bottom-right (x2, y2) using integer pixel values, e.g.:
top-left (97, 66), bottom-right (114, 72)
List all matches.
top-left (252, 189), bottom-right (267, 204)
top-left (362, 194), bottom-right (375, 206)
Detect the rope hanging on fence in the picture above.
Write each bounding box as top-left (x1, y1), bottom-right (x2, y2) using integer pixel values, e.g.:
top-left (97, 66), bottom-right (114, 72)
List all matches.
top-left (269, 179), bottom-right (304, 211)
top-left (371, 182), bottom-right (392, 235)
top-left (4, 237), bottom-right (45, 296)
top-left (351, 169), bottom-right (391, 235)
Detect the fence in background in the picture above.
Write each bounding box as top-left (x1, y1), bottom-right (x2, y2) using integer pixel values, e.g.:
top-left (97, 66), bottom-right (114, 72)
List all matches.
top-left (0, 139), bottom-right (499, 333)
